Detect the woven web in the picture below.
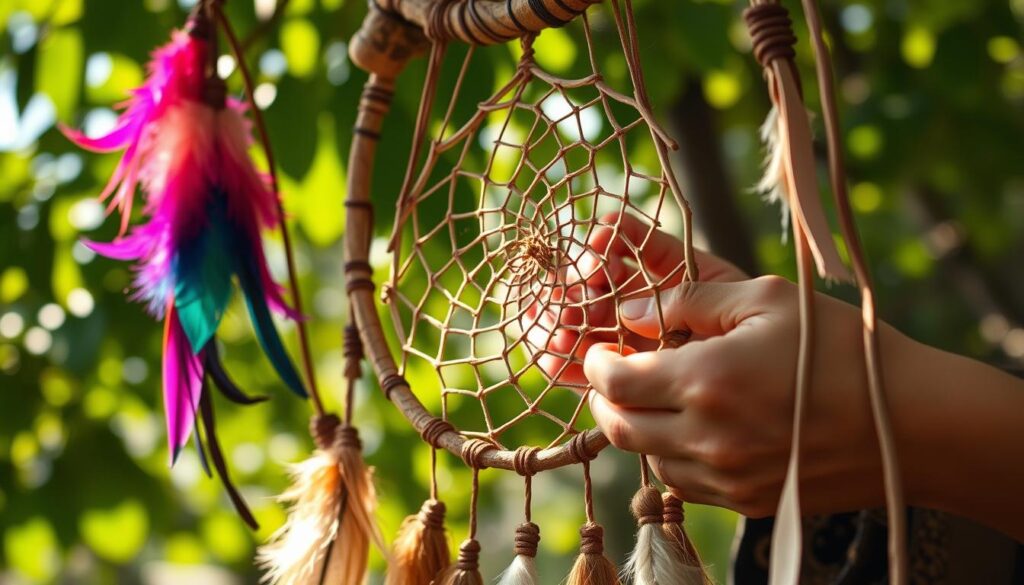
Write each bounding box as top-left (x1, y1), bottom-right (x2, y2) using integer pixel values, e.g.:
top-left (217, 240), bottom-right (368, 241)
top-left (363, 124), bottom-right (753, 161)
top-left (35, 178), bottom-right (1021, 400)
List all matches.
top-left (386, 16), bottom-right (692, 450)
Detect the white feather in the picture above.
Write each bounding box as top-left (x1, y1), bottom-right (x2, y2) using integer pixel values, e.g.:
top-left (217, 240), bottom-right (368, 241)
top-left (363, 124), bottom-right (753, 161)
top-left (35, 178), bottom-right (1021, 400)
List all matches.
top-left (652, 529), bottom-right (706, 585)
top-left (624, 524), bottom-right (707, 585)
top-left (495, 555), bottom-right (539, 585)
top-left (755, 105), bottom-right (791, 238)
top-left (623, 524), bottom-right (658, 584)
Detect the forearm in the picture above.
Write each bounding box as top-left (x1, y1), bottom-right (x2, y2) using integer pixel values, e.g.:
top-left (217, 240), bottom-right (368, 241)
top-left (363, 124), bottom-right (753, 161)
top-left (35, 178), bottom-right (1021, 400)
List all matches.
top-left (895, 333), bottom-right (1024, 540)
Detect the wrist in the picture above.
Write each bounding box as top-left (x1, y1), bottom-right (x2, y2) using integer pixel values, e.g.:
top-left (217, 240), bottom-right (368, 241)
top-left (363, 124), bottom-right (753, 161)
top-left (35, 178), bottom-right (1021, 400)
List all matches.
top-left (889, 331), bottom-right (1024, 537)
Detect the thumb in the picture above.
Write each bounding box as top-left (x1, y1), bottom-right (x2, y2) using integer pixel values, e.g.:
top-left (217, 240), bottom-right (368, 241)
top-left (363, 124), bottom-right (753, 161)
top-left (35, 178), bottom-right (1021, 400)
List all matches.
top-left (619, 277), bottom-right (784, 339)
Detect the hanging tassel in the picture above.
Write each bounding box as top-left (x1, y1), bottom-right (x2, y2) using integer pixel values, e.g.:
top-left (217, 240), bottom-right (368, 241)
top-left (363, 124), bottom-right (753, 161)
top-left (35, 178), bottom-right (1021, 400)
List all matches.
top-left (745, 2), bottom-right (851, 282)
top-left (499, 447), bottom-right (542, 585)
top-left (566, 522), bottom-right (620, 585)
top-left (257, 415), bottom-right (345, 583)
top-left (662, 492), bottom-right (712, 585)
top-left (624, 486), bottom-right (703, 585)
top-left (385, 499), bottom-right (450, 585)
top-left (434, 539), bottom-right (484, 585)
top-left (497, 522), bottom-right (541, 585)
top-left (257, 417), bottom-right (385, 584)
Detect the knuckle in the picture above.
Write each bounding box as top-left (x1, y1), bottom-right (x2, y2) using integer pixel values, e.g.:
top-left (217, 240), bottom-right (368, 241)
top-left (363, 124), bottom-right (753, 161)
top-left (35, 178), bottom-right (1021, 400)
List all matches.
top-left (751, 275), bottom-right (790, 304)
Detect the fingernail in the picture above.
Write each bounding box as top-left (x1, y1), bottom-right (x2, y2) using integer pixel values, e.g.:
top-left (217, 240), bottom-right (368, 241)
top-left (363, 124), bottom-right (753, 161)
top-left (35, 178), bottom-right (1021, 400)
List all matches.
top-left (620, 297), bottom-right (652, 321)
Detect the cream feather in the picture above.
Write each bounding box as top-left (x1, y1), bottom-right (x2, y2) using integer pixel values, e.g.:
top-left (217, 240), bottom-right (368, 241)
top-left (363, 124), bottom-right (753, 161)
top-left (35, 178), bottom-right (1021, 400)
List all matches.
top-left (257, 450), bottom-right (345, 584)
top-left (496, 555), bottom-right (539, 585)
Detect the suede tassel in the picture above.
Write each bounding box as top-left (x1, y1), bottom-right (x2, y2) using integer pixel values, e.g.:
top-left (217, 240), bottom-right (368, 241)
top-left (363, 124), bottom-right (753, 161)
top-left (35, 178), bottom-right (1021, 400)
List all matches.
top-left (384, 499), bottom-right (450, 585)
top-left (746, 2), bottom-right (851, 283)
top-left (662, 493), bottom-right (712, 585)
top-left (434, 539), bottom-right (484, 585)
top-left (624, 486), bottom-right (704, 585)
top-left (566, 522), bottom-right (620, 585)
top-left (497, 522), bottom-right (541, 585)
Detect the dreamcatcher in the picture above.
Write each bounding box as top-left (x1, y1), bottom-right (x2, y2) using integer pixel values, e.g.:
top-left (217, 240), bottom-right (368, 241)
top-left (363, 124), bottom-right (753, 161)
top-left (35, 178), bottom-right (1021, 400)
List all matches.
top-left (338, 0), bottom-right (908, 584)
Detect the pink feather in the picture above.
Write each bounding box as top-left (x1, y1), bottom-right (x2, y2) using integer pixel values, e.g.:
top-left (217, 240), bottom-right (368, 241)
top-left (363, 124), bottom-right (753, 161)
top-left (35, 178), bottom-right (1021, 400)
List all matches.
top-left (163, 304), bottom-right (205, 463)
top-left (61, 30), bottom-right (209, 234)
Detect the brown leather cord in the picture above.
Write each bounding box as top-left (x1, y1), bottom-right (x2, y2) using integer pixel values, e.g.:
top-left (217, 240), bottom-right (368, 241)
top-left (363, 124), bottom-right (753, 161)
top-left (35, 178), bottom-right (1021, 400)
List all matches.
top-left (798, 1), bottom-right (907, 582)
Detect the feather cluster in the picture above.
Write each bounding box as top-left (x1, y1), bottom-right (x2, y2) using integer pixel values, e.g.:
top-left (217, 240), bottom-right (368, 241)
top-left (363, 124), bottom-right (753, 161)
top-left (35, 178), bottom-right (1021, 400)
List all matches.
top-left (258, 421), bottom-right (385, 584)
top-left (623, 487), bottom-right (701, 585)
top-left (63, 20), bottom-right (306, 465)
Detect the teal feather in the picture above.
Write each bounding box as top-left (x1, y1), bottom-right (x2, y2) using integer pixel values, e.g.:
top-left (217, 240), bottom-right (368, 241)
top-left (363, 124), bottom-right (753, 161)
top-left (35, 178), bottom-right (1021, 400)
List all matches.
top-left (233, 237), bottom-right (307, 398)
top-left (174, 217), bottom-right (233, 354)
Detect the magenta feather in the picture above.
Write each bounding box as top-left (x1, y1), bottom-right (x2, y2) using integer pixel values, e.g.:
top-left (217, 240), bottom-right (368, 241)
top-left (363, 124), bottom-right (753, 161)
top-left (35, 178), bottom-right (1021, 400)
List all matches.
top-left (164, 304), bottom-right (205, 461)
top-left (62, 31), bottom-right (209, 235)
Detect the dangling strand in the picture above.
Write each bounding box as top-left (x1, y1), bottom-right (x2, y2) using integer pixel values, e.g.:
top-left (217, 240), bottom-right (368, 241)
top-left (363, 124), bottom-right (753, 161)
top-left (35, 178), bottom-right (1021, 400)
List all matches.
top-left (497, 447), bottom-right (541, 585)
top-left (386, 417), bottom-right (454, 585)
top-left (566, 434), bottom-right (620, 585)
top-left (662, 493), bottom-right (713, 585)
top-left (435, 439), bottom-right (496, 585)
top-left (624, 458), bottom-right (700, 585)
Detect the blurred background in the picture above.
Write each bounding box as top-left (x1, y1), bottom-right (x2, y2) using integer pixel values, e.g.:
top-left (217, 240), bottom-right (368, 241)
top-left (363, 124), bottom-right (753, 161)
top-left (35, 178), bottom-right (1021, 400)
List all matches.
top-left (1, 0), bottom-right (1023, 583)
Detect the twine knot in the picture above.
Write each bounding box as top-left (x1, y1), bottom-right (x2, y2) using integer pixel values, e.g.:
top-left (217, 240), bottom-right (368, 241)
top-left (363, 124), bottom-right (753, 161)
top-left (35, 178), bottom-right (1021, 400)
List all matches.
top-left (568, 432), bottom-right (598, 464)
top-left (380, 373), bottom-right (408, 399)
top-left (311, 414), bottom-right (341, 450)
top-left (461, 438), bottom-right (498, 469)
top-left (512, 446), bottom-right (540, 477)
top-left (519, 35), bottom-right (537, 71)
top-left (579, 522), bottom-right (605, 555)
top-left (455, 539), bottom-right (481, 570)
top-left (420, 418), bottom-right (455, 449)
top-left (743, 3), bottom-right (798, 68)
top-left (418, 499), bottom-right (447, 530)
top-left (514, 522), bottom-right (541, 557)
top-left (335, 425), bottom-right (363, 450)
top-left (425, 0), bottom-right (458, 43)
top-left (343, 325), bottom-right (364, 380)
top-left (662, 492), bottom-right (686, 525)
top-left (631, 486), bottom-right (664, 526)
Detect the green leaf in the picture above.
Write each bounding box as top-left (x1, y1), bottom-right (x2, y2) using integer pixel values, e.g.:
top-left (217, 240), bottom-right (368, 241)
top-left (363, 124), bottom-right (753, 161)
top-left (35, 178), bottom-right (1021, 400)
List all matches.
top-left (280, 18), bottom-right (320, 79)
top-left (80, 500), bottom-right (149, 563)
top-left (291, 114), bottom-right (346, 247)
top-left (4, 518), bottom-right (60, 582)
top-left (36, 27), bottom-right (83, 123)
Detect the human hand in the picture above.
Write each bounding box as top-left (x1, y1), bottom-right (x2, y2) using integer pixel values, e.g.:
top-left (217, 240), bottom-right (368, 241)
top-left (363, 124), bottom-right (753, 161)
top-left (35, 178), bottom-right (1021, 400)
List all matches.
top-left (521, 213), bottom-right (746, 385)
top-left (584, 274), bottom-right (922, 517)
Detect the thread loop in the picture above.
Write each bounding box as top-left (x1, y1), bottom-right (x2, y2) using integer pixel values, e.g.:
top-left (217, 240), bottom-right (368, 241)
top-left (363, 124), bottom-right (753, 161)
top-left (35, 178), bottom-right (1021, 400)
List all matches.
top-left (579, 522), bottom-right (605, 555)
top-left (460, 438), bottom-right (498, 469)
top-left (420, 418), bottom-right (456, 448)
top-left (310, 414), bottom-right (341, 450)
top-left (743, 3), bottom-right (798, 68)
top-left (514, 522), bottom-right (541, 557)
top-left (455, 539), bottom-right (481, 570)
